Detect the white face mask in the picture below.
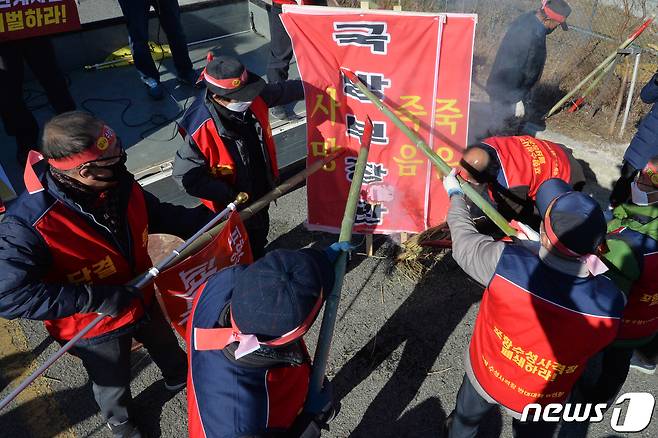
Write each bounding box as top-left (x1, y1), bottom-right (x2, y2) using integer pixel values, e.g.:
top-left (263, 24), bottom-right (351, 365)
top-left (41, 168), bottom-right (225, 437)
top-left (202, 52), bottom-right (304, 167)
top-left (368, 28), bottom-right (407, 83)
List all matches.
top-left (224, 100), bottom-right (252, 113)
top-left (631, 181), bottom-right (656, 205)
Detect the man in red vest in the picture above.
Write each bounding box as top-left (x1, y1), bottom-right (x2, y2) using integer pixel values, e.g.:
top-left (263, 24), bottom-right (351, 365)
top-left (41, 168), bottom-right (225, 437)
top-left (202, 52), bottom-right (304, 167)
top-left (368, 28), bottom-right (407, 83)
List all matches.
top-left (0, 112), bottom-right (211, 438)
top-left (442, 173), bottom-right (624, 437)
top-left (567, 156), bottom-right (658, 416)
top-left (187, 247), bottom-right (342, 437)
top-left (173, 55), bottom-right (304, 259)
top-left (460, 135), bottom-right (584, 229)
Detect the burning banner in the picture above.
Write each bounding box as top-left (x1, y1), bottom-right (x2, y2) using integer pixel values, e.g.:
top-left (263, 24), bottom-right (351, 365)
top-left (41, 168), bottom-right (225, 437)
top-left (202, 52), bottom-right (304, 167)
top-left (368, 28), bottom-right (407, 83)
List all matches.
top-left (154, 211), bottom-right (252, 337)
top-left (282, 6), bottom-right (476, 233)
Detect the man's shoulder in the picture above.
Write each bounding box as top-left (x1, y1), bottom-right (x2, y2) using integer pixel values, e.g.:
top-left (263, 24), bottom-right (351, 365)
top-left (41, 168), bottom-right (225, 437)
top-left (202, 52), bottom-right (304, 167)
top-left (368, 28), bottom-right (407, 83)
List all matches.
top-left (5, 187), bottom-right (57, 228)
top-left (180, 94), bottom-right (214, 134)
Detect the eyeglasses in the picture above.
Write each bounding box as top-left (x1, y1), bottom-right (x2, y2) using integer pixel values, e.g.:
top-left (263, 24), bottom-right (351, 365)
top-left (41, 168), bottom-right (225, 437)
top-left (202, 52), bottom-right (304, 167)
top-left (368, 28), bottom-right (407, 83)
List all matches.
top-left (79, 138), bottom-right (126, 169)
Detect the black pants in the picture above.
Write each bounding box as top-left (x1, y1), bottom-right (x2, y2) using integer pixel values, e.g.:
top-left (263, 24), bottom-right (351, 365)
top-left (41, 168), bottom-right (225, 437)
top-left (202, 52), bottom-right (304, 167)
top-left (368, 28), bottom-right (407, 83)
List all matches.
top-left (556, 347), bottom-right (633, 438)
top-left (244, 206), bottom-right (270, 260)
top-left (449, 375), bottom-right (559, 438)
top-left (266, 1), bottom-right (327, 84)
top-left (69, 303), bottom-right (187, 426)
top-left (116, 0), bottom-right (193, 82)
top-left (0, 37), bottom-right (75, 160)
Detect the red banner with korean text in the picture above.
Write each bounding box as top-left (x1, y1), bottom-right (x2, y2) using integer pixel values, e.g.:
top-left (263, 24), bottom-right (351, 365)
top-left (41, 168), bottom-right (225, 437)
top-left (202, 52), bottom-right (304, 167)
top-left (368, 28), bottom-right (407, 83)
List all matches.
top-left (282, 6), bottom-right (475, 233)
top-left (154, 212), bottom-right (252, 337)
top-left (0, 0), bottom-right (80, 42)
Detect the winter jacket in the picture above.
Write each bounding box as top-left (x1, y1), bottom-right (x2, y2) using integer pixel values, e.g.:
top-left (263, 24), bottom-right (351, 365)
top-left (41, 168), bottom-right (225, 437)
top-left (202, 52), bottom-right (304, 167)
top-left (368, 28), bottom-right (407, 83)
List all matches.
top-left (0, 160), bottom-right (211, 343)
top-left (623, 73), bottom-right (658, 170)
top-left (486, 11), bottom-right (548, 105)
top-left (187, 267), bottom-right (311, 438)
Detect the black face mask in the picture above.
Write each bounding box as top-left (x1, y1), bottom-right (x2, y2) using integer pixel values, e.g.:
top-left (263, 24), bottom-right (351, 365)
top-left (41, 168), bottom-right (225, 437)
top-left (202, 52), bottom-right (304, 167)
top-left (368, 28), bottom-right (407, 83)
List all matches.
top-left (88, 153), bottom-right (128, 183)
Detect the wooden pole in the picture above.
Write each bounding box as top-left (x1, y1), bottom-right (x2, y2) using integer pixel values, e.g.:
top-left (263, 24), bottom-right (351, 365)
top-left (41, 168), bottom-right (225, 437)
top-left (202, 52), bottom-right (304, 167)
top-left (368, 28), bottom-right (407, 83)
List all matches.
top-left (609, 57), bottom-right (632, 135)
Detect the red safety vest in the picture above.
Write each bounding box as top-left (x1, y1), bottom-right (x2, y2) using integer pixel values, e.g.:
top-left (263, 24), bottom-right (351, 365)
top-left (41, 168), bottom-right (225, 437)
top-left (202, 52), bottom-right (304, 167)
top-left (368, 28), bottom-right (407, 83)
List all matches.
top-left (34, 183), bottom-right (153, 341)
top-left (468, 245), bottom-right (622, 416)
top-left (482, 136), bottom-right (572, 199)
top-left (189, 97), bottom-right (279, 212)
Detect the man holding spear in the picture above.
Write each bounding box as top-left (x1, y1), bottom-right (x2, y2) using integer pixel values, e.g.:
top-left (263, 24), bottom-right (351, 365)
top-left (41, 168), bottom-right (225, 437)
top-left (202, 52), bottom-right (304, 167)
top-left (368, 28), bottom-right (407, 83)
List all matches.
top-left (0, 112), bottom-right (211, 438)
top-left (459, 135), bottom-right (585, 229)
top-left (442, 176), bottom-right (625, 437)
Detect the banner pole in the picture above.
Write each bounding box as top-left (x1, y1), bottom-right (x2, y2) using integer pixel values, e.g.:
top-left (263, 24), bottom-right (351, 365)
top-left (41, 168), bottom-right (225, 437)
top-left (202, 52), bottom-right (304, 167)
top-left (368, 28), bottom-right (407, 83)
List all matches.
top-left (305, 118), bottom-right (373, 413)
top-left (341, 68), bottom-right (516, 237)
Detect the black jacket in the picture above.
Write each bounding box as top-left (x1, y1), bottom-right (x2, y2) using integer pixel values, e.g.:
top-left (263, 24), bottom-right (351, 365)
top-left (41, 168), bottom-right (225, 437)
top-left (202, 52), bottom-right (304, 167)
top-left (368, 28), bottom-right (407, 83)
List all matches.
top-left (172, 80), bottom-right (304, 208)
top-left (486, 11), bottom-right (548, 104)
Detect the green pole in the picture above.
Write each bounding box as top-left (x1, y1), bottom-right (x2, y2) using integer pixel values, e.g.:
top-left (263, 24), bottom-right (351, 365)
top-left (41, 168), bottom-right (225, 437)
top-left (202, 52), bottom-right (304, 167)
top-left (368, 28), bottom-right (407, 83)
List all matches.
top-left (341, 68), bottom-right (516, 237)
top-left (305, 117), bottom-right (373, 413)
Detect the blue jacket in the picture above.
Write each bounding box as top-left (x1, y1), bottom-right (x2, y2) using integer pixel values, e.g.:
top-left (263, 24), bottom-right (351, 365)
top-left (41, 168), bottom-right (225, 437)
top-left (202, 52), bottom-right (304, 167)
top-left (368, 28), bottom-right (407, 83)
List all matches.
top-left (188, 267), bottom-right (311, 438)
top-left (0, 164), bottom-right (210, 334)
top-left (624, 73), bottom-right (658, 170)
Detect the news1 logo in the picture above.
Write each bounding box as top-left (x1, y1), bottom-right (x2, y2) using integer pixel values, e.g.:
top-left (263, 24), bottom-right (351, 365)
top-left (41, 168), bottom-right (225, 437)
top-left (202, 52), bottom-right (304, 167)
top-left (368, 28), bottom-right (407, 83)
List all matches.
top-left (521, 393), bottom-right (655, 432)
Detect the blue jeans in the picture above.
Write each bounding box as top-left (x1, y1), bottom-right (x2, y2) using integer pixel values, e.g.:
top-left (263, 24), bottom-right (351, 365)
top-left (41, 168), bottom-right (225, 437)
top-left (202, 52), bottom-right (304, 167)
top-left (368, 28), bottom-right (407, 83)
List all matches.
top-left (117, 0), bottom-right (193, 82)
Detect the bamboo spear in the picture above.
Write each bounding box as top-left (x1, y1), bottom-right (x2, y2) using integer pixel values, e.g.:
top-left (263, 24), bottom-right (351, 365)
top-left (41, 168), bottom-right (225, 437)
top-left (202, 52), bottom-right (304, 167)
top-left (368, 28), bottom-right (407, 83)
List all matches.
top-left (341, 68), bottom-right (516, 237)
top-left (546, 17), bottom-right (654, 119)
top-left (568, 56), bottom-right (618, 113)
top-left (305, 118), bottom-right (373, 413)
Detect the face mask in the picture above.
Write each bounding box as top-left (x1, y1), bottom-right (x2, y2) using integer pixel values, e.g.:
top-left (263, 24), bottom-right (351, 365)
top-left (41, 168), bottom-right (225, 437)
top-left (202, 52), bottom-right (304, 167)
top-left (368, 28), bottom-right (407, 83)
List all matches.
top-left (224, 100), bottom-right (252, 113)
top-left (630, 181), bottom-right (658, 205)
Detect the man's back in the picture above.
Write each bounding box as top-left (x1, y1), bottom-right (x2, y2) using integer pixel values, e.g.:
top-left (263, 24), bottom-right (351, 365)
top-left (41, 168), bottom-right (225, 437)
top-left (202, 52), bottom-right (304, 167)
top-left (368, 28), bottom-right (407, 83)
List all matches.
top-left (486, 11), bottom-right (547, 104)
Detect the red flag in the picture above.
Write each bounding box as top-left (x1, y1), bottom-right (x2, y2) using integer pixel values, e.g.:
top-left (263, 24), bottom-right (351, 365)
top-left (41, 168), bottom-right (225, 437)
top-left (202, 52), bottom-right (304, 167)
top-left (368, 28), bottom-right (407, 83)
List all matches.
top-left (281, 7), bottom-right (476, 232)
top-left (0, 0), bottom-right (81, 42)
top-left (154, 212), bottom-right (252, 337)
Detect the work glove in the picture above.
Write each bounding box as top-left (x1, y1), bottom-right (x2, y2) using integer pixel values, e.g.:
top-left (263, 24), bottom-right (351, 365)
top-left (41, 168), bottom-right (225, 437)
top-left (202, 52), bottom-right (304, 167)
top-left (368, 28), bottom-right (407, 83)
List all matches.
top-left (443, 169), bottom-right (463, 198)
top-left (77, 285), bottom-right (140, 317)
top-left (324, 241), bottom-right (358, 263)
top-left (514, 100), bottom-right (525, 118)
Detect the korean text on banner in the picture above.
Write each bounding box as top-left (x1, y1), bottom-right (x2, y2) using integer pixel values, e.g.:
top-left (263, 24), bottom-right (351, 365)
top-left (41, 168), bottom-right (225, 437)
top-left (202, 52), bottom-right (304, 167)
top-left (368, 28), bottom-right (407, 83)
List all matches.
top-left (154, 211), bottom-right (253, 338)
top-left (0, 0), bottom-right (80, 42)
top-left (282, 6), bottom-right (476, 233)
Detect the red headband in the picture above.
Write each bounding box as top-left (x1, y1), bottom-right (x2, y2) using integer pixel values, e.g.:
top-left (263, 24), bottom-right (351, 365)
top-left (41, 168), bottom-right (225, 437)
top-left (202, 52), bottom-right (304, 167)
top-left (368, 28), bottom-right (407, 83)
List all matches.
top-left (543, 4), bottom-right (566, 23)
top-left (543, 199), bottom-right (583, 257)
top-left (194, 290), bottom-right (324, 359)
top-left (48, 125), bottom-right (117, 171)
top-left (202, 67), bottom-right (248, 91)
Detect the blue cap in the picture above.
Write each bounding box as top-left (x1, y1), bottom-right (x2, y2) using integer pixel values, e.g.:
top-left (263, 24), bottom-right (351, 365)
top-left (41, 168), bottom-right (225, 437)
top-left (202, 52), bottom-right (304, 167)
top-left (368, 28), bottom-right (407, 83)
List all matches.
top-left (536, 179), bottom-right (606, 256)
top-left (231, 249), bottom-right (334, 340)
